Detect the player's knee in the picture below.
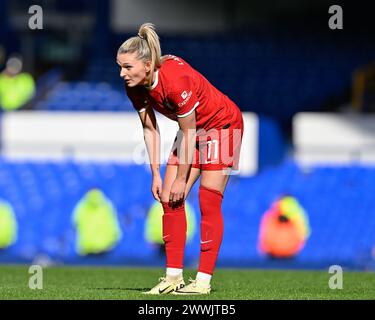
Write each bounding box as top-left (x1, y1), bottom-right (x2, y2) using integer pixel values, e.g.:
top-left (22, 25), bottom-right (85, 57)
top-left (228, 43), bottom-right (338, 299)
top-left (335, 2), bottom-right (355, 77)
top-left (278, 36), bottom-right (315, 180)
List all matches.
top-left (199, 185), bottom-right (223, 208)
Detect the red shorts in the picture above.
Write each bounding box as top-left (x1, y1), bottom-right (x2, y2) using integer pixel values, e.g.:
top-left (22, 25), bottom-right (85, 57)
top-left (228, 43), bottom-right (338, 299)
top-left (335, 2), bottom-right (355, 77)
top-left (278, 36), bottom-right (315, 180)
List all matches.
top-left (167, 110), bottom-right (244, 171)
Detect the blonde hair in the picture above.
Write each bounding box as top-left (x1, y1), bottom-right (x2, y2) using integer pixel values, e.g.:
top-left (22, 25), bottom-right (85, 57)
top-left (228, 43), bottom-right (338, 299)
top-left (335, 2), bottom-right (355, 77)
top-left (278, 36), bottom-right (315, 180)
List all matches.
top-left (117, 23), bottom-right (161, 87)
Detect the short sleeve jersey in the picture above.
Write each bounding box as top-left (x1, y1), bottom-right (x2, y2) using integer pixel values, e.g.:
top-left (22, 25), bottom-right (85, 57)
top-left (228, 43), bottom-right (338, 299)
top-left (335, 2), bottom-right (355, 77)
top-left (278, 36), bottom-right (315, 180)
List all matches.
top-left (125, 55), bottom-right (240, 131)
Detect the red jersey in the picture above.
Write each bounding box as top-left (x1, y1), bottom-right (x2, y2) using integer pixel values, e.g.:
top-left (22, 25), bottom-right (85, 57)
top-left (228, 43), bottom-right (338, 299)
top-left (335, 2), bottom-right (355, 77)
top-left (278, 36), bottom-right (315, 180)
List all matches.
top-left (125, 55), bottom-right (241, 132)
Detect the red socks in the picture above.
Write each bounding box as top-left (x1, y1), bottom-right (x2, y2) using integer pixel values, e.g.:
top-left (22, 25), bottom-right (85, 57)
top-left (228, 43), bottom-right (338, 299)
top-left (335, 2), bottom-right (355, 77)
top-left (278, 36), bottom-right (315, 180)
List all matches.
top-left (161, 185), bottom-right (224, 275)
top-left (198, 186), bottom-right (224, 275)
top-left (162, 202), bottom-right (187, 269)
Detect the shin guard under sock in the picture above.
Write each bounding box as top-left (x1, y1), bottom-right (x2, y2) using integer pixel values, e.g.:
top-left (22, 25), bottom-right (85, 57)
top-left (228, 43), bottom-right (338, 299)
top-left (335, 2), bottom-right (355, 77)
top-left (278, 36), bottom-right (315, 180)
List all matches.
top-left (162, 202), bottom-right (187, 269)
top-left (198, 186), bottom-right (224, 275)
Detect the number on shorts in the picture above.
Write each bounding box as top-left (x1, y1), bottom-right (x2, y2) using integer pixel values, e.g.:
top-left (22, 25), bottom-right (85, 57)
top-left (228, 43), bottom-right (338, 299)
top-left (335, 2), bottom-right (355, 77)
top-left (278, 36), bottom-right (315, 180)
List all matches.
top-left (206, 139), bottom-right (218, 163)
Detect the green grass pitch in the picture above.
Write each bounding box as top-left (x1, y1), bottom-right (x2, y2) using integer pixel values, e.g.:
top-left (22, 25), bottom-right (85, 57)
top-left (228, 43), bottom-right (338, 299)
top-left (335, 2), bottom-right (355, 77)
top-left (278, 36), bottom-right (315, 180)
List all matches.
top-left (0, 265), bottom-right (374, 300)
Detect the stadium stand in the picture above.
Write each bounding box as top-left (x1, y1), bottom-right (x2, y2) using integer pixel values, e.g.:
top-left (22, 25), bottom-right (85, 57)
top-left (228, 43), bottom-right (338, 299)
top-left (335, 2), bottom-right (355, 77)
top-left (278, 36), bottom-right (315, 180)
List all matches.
top-left (33, 31), bottom-right (375, 122)
top-left (35, 81), bottom-right (133, 112)
top-left (0, 159), bottom-right (374, 270)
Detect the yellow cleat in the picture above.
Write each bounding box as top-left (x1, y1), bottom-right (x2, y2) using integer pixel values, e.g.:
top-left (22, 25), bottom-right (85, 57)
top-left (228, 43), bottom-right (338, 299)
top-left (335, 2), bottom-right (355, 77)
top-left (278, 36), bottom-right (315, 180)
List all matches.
top-left (143, 276), bottom-right (185, 295)
top-left (172, 278), bottom-right (211, 295)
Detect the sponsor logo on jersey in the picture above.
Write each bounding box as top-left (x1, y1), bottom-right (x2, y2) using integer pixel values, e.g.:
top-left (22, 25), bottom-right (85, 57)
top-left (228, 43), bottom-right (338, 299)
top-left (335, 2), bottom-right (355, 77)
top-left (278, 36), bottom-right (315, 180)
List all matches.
top-left (178, 90), bottom-right (192, 107)
top-left (181, 91), bottom-right (188, 99)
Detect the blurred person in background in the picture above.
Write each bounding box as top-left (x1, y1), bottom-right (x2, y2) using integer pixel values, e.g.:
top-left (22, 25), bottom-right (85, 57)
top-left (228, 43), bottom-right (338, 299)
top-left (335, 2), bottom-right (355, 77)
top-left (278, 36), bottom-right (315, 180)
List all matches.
top-left (0, 54), bottom-right (35, 111)
top-left (117, 23), bottom-right (244, 295)
top-left (72, 188), bottom-right (122, 256)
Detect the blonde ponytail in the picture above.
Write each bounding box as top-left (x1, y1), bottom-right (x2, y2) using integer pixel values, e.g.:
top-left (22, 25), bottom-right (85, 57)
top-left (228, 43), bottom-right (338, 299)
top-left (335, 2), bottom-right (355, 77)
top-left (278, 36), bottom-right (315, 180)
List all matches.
top-left (117, 23), bottom-right (162, 87)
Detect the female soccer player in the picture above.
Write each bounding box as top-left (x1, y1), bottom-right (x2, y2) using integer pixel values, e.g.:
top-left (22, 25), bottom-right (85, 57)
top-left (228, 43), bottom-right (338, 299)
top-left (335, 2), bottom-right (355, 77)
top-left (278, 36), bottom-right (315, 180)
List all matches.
top-left (117, 23), bottom-right (244, 295)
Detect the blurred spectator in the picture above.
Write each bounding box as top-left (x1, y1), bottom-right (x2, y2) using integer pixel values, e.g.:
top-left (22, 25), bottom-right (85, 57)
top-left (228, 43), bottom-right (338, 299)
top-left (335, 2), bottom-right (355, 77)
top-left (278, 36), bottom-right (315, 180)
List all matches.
top-left (258, 196), bottom-right (310, 258)
top-left (72, 188), bottom-right (122, 255)
top-left (0, 54), bottom-right (35, 111)
top-left (0, 199), bottom-right (18, 249)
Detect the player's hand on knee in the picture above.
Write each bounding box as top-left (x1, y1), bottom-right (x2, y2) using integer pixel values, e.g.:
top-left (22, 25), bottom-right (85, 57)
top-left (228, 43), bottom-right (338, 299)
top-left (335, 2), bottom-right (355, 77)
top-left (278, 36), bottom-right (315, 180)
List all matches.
top-left (169, 178), bottom-right (186, 207)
